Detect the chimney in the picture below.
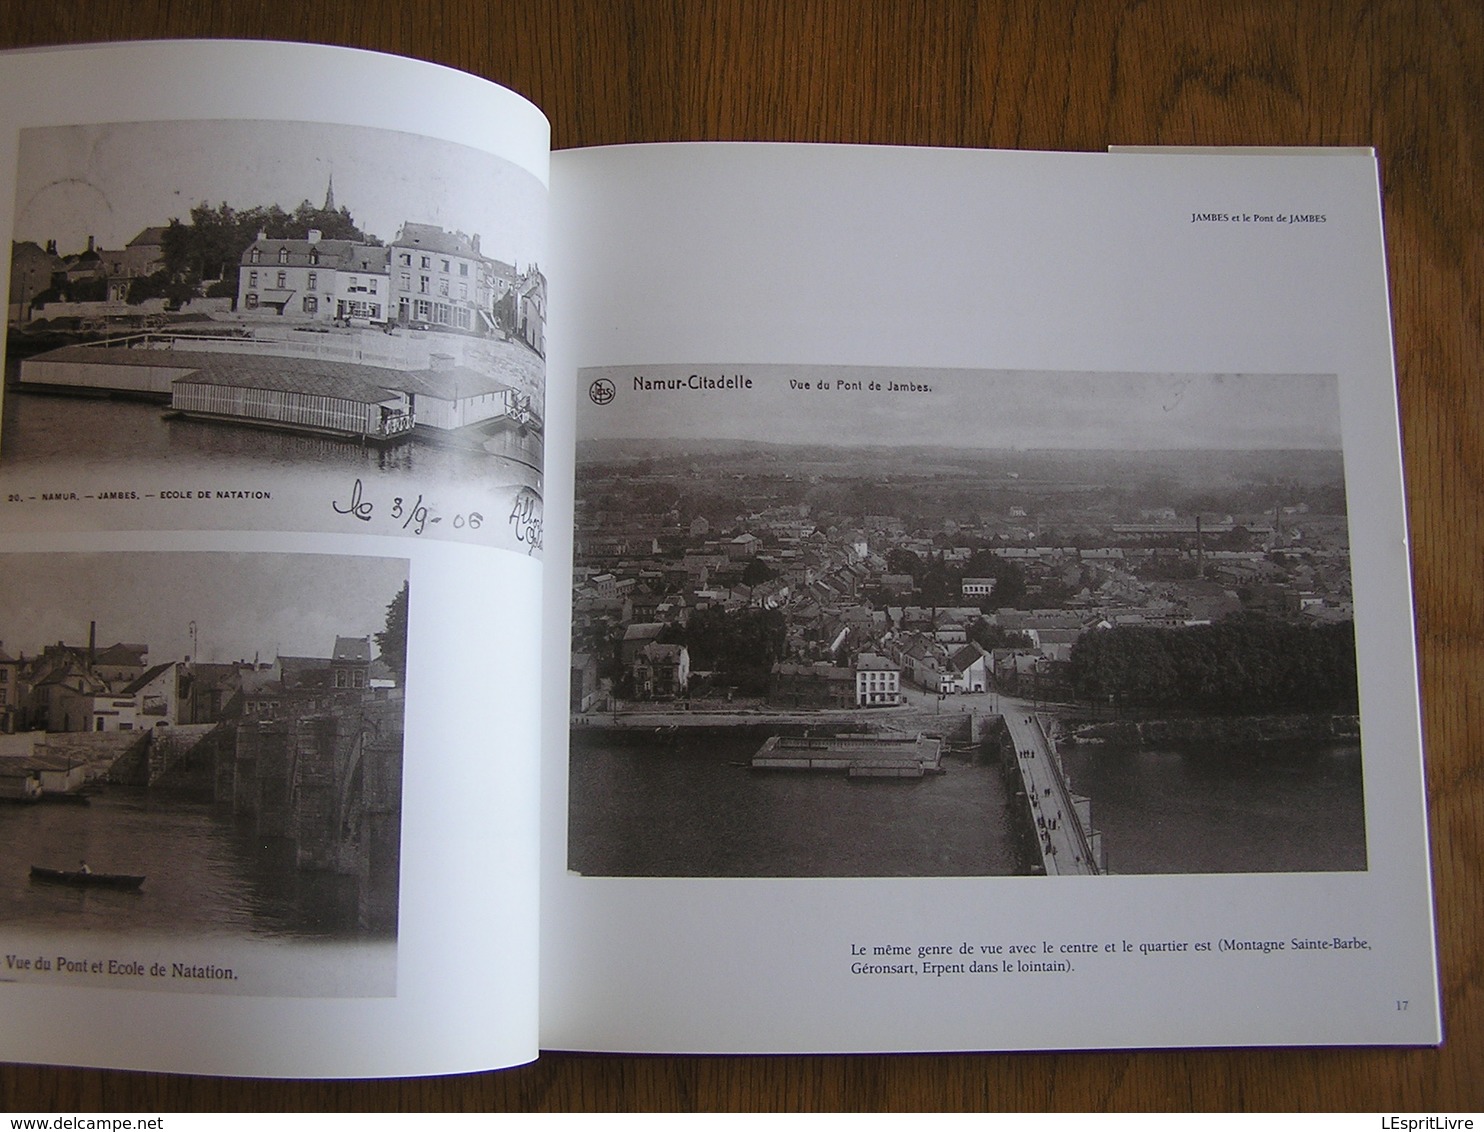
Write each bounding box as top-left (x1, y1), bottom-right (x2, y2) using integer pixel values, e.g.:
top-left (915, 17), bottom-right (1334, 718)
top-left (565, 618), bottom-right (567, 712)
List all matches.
top-left (429, 352), bottom-right (455, 372)
top-left (86, 235), bottom-right (95, 253)
top-left (88, 621), bottom-right (96, 666)
top-left (307, 229), bottom-right (322, 244)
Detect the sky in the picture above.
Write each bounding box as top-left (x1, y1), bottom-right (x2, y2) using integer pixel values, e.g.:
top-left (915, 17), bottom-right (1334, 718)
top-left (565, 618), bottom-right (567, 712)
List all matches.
top-left (12, 119), bottom-right (545, 267)
top-left (0, 552), bottom-right (408, 667)
top-left (578, 366), bottom-right (1344, 451)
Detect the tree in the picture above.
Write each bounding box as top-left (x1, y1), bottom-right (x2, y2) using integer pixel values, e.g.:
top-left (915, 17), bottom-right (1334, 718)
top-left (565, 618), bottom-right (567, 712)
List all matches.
top-left (740, 557), bottom-right (776, 586)
top-left (968, 621), bottom-right (1033, 652)
top-left (291, 200), bottom-right (378, 243)
top-left (1067, 618), bottom-right (1358, 714)
top-left (156, 199), bottom-right (379, 307)
top-left (962, 550), bottom-right (1027, 609)
top-left (885, 548), bottom-right (924, 579)
top-left (920, 554), bottom-right (955, 606)
top-left (126, 268), bottom-right (197, 310)
top-left (375, 582), bottom-right (409, 684)
top-left (672, 606), bottom-right (786, 694)
top-left (1213, 525), bottom-right (1256, 552)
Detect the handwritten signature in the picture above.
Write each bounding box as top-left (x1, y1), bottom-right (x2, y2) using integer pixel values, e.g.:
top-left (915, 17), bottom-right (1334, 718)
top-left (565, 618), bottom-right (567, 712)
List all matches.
top-left (509, 488), bottom-right (543, 554)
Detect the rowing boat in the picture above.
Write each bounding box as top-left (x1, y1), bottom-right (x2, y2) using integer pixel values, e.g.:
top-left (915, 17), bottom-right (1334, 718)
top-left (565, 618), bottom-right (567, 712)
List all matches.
top-left (29, 866), bottom-right (145, 891)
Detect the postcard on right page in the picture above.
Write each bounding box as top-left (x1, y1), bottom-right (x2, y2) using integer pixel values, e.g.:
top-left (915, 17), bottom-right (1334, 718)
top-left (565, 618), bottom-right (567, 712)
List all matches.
top-left (541, 143), bottom-right (1439, 1054)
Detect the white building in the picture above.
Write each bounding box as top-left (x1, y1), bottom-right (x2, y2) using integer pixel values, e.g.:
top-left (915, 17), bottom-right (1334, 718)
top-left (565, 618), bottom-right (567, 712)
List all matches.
top-left (388, 222), bottom-right (493, 334)
top-left (238, 231), bottom-right (387, 324)
top-left (855, 653), bottom-right (902, 707)
top-left (332, 247), bottom-right (392, 323)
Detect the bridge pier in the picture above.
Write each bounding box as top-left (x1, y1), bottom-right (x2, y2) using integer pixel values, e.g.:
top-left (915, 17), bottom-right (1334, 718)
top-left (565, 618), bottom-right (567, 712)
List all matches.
top-left (223, 694), bottom-right (404, 931)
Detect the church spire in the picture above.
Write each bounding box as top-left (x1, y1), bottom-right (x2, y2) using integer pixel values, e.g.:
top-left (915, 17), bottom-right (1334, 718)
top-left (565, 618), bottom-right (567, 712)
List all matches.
top-left (323, 172), bottom-right (336, 212)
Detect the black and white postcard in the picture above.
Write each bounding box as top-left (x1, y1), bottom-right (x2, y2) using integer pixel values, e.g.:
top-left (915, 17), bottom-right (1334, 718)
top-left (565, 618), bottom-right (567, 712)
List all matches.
top-left (0, 550), bottom-right (409, 996)
top-left (568, 365), bottom-right (1363, 878)
top-left (5, 116), bottom-right (547, 553)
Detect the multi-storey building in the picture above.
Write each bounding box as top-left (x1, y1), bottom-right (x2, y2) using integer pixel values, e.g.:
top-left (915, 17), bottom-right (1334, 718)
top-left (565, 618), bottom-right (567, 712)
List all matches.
top-left (516, 266), bottom-right (546, 354)
top-left (332, 247), bottom-right (392, 324)
top-left (97, 226), bottom-right (168, 302)
top-left (330, 636), bottom-right (372, 690)
top-left (0, 645), bottom-right (23, 732)
top-left (855, 652), bottom-right (902, 706)
top-left (8, 240), bottom-right (64, 321)
top-left (238, 231), bottom-right (388, 324)
top-left (632, 643), bottom-right (689, 699)
top-left (387, 222), bottom-right (492, 333)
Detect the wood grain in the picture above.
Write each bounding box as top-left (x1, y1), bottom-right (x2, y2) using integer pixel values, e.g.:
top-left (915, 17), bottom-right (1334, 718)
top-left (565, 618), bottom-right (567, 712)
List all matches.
top-left (0, 0), bottom-right (1479, 1112)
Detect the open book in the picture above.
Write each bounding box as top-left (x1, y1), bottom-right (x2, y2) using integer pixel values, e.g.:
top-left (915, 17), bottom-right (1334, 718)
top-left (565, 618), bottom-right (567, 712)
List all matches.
top-left (0, 40), bottom-right (1439, 1077)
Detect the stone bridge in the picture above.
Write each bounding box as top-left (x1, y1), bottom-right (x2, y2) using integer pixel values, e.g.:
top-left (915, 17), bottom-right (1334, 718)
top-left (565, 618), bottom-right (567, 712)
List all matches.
top-left (144, 723), bottom-right (227, 788)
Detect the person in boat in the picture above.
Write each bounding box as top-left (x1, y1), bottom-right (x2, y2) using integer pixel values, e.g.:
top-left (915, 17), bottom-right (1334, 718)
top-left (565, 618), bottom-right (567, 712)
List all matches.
top-left (77, 860), bottom-right (91, 875)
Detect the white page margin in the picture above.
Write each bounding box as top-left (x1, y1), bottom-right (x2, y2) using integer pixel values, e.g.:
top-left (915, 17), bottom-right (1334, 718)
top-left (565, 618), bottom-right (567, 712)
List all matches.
top-left (0, 39), bottom-right (549, 1078)
top-left (541, 143), bottom-right (1438, 1053)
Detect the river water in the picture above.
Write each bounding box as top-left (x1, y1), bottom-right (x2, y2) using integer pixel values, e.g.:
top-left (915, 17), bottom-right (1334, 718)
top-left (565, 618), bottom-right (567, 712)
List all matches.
top-left (1059, 740), bottom-right (1366, 874)
top-left (568, 730), bottom-right (1366, 877)
top-left (569, 731), bottom-right (1023, 877)
top-left (1, 377), bottom-right (542, 550)
top-left (0, 786), bottom-right (380, 939)
top-left (3, 382), bottom-right (488, 480)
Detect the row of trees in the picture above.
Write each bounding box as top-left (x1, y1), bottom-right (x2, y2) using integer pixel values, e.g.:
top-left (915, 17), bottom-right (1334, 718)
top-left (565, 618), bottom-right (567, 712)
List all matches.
top-left (145, 199), bottom-right (376, 307)
top-left (33, 199), bottom-right (376, 312)
top-left (1067, 617), bottom-right (1358, 714)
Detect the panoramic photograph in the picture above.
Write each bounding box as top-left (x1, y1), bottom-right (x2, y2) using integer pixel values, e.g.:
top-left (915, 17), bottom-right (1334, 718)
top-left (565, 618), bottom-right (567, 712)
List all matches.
top-left (568, 365), bottom-right (1364, 878)
top-left (0, 551), bottom-right (409, 989)
top-left (4, 119), bottom-right (546, 500)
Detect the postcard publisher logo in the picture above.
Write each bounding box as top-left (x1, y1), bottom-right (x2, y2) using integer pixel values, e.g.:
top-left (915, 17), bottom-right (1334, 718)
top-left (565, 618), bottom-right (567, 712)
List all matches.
top-left (589, 378), bottom-right (615, 405)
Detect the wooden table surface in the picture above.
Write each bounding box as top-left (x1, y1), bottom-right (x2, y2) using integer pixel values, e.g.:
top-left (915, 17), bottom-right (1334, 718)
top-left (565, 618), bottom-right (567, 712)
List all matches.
top-left (1, 0), bottom-right (1479, 1113)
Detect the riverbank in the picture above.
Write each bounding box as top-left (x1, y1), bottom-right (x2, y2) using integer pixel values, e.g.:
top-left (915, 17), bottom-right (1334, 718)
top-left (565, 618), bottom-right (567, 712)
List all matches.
top-left (1062, 712), bottom-right (1360, 748)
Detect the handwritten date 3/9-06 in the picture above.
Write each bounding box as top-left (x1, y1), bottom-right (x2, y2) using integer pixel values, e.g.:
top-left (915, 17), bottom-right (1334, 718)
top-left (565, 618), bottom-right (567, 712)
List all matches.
top-left (331, 477), bottom-right (484, 536)
top-left (330, 478), bottom-right (542, 552)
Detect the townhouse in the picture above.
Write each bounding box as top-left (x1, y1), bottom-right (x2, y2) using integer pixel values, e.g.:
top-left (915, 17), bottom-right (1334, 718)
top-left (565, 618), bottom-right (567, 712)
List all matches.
top-left (387, 222), bottom-right (492, 333)
top-left (239, 230), bottom-right (388, 323)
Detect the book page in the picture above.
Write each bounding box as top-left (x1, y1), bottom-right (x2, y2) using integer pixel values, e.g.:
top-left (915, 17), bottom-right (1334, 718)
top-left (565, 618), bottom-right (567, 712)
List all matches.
top-left (0, 41), bottom-right (548, 1077)
top-left (541, 143), bottom-right (1439, 1052)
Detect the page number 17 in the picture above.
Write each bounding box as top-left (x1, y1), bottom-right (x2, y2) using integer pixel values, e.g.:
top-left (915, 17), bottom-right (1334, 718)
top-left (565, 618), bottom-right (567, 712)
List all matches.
top-left (1396, 1000), bottom-right (1409, 1011)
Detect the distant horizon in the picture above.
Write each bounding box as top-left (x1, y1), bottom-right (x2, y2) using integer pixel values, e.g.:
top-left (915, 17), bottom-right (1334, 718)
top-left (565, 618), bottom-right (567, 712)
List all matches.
top-left (0, 552), bottom-right (408, 668)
